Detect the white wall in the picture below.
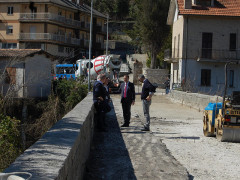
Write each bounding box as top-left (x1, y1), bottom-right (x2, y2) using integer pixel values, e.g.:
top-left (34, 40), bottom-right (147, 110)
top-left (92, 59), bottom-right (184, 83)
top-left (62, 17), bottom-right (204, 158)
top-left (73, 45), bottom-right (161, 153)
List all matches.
top-left (25, 54), bottom-right (52, 98)
top-left (171, 14), bottom-right (240, 95)
top-left (182, 59), bottom-right (240, 95)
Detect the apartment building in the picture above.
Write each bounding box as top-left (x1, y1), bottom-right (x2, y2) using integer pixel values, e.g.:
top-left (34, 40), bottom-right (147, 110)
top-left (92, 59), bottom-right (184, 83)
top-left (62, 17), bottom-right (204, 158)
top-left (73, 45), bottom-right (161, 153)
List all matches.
top-left (166, 0), bottom-right (240, 95)
top-left (0, 0), bottom-right (107, 60)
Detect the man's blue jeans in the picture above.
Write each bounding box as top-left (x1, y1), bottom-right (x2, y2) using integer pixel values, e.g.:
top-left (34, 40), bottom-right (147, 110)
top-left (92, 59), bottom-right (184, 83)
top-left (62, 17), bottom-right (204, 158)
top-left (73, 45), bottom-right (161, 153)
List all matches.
top-left (142, 99), bottom-right (151, 128)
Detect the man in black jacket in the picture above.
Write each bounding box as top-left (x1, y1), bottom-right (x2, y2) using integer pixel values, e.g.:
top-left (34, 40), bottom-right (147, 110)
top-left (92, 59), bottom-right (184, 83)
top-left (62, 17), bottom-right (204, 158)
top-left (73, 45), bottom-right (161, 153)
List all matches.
top-left (120, 75), bottom-right (135, 127)
top-left (93, 74), bottom-right (107, 131)
top-left (138, 74), bottom-right (155, 131)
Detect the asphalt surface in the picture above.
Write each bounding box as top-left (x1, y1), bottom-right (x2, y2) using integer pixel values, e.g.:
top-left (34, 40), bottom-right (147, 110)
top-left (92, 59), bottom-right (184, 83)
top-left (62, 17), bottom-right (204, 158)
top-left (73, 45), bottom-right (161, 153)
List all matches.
top-left (84, 94), bottom-right (189, 180)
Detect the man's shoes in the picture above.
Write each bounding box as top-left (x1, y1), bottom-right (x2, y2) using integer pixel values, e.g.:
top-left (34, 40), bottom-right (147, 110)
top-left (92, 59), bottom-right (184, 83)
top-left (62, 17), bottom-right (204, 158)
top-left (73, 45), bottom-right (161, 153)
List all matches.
top-left (121, 123), bottom-right (129, 127)
top-left (141, 127), bottom-right (150, 131)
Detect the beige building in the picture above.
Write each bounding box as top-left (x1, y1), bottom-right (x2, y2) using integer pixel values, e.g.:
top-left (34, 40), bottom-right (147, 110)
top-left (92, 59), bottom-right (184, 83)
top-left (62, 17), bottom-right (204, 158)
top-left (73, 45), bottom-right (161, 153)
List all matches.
top-left (166, 0), bottom-right (240, 95)
top-left (0, 0), bottom-right (107, 61)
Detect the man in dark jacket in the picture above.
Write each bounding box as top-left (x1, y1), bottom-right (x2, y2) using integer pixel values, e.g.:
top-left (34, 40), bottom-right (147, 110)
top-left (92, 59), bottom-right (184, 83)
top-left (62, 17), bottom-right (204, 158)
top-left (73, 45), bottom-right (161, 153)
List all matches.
top-left (120, 75), bottom-right (135, 127)
top-left (138, 74), bottom-right (155, 131)
top-left (93, 74), bottom-right (107, 131)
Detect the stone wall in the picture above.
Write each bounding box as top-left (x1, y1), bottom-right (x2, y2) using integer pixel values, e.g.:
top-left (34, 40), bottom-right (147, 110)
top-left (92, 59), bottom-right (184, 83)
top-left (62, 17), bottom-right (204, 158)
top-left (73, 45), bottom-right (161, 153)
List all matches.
top-left (143, 68), bottom-right (169, 88)
top-left (169, 90), bottom-right (223, 111)
top-left (4, 94), bottom-right (95, 180)
top-left (132, 61), bottom-right (143, 84)
top-left (127, 54), bottom-right (148, 69)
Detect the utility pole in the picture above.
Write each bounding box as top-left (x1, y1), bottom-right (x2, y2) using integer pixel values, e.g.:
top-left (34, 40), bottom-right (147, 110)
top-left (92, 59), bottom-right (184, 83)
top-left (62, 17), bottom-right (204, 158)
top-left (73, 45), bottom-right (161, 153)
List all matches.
top-left (88, 0), bottom-right (93, 92)
top-left (106, 14), bottom-right (109, 56)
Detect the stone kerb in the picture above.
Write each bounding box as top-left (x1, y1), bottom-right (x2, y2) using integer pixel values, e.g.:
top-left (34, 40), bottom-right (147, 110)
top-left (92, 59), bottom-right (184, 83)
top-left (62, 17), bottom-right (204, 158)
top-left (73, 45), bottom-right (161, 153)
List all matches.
top-left (169, 90), bottom-right (223, 111)
top-left (4, 94), bottom-right (95, 180)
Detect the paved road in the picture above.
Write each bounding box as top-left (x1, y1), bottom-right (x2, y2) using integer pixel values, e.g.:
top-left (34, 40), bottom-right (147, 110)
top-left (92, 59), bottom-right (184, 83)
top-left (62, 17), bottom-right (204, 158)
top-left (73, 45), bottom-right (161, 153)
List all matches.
top-left (85, 94), bottom-right (189, 180)
top-left (85, 93), bottom-right (240, 180)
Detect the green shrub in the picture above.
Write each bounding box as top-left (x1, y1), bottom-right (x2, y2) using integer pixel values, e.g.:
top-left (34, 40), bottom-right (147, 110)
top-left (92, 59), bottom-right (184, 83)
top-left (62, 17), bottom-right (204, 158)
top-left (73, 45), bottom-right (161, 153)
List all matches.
top-left (56, 80), bottom-right (88, 109)
top-left (0, 114), bottom-right (21, 171)
top-left (66, 83), bottom-right (88, 110)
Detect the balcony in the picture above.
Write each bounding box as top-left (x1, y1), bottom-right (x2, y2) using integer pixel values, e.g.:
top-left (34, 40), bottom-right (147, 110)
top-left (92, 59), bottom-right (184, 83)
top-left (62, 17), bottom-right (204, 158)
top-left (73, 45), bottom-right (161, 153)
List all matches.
top-left (164, 48), bottom-right (240, 63)
top-left (198, 49), bottom-right (240, 61)
top-left (19, 13), bottom-right (81, 28)
top-left (19, 33), bottom-right (80, 45)
top-left (164, 49), bottom-right (179, 62)
top-left (84, 39), bottom-right (89, 48)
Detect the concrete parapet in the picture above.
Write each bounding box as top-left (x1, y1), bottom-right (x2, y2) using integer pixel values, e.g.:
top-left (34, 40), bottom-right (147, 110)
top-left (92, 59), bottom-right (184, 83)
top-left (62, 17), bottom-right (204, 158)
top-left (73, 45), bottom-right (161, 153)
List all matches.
top-left (169, 90), bottom-right (223, 111)
top-left (133, 61), bottom-right (143, 84)
top-left (4, 94), bottom-right (95, 180)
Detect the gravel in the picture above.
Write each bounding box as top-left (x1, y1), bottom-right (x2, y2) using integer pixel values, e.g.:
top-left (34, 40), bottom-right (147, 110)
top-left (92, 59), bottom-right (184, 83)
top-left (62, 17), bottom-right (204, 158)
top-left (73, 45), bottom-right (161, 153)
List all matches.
top-left (124, 93), bottom-right (240, 180)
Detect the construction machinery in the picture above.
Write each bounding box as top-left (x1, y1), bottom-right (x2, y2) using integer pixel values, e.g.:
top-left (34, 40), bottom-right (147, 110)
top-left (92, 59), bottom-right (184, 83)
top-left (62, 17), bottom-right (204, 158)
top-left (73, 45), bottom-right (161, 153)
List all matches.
top-left (203, 61), bottom-right (240, 142)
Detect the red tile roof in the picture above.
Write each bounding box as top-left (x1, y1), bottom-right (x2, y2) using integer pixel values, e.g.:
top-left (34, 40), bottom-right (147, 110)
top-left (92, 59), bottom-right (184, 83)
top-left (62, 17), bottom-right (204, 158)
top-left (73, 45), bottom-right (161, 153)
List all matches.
top-left (0, 49), bottom-right (43, 57)
top-left (177, 0), bottom-right (240, 17)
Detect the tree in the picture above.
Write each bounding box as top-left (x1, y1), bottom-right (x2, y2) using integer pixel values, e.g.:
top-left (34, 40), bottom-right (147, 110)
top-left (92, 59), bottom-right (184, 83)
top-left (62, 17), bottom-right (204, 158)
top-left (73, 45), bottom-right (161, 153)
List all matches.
top-left (116, 0), bottom-right (130, 20)
top-left (94, 0), bottom-right (117, 17)
top-left (129, 0), bottom-right (170, 69)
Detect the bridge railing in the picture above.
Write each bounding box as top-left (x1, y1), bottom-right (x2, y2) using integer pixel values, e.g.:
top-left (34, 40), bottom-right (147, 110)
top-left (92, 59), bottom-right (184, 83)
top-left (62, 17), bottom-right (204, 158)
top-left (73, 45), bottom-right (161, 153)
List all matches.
top-left (4, 94), bottom-right (95, 180)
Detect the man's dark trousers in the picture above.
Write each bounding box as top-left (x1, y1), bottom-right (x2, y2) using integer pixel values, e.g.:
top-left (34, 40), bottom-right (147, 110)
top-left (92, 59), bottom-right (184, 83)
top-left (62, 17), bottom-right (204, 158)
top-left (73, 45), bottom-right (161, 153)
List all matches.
top-left (120, 82), bottom-right (135, 125)
top-left (122, 98), bottom-right (132, 125)
top-left (93, 80), bottom-right (106, 130)
top-left (94, 102), bottom-right (105, 130)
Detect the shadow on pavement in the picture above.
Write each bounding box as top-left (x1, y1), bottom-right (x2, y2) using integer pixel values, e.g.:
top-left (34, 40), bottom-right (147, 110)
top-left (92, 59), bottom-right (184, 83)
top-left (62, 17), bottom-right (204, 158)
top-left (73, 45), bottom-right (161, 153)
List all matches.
top-left (84, 102), bottom-right (137, 180)
top-left (167, 136), bottom-right (200, 140)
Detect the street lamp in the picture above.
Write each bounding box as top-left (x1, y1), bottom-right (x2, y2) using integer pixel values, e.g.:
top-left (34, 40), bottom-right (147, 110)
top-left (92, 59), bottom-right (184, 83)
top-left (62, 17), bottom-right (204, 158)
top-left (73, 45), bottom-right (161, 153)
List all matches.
top-left (106, 14), bottom-right (109, 56)
top-left (88, 0), bottom-right (93, 92)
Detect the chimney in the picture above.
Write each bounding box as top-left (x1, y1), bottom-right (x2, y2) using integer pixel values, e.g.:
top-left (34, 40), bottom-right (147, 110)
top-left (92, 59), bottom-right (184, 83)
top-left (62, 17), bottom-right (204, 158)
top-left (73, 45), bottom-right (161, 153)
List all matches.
top-left (184, 0), bottom-right (192, 9)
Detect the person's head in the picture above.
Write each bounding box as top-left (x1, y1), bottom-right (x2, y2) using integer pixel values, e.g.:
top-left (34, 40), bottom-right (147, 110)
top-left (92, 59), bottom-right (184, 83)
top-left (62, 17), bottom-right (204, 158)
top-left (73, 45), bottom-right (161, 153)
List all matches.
top-left (123, 75), bottom-right (129, 83)
top-left (138, 74), bottom-right (145, 83)
top-left (104, 77), bottom-right (110, 85)
top-left (97, 73), bottom-right (106, 83)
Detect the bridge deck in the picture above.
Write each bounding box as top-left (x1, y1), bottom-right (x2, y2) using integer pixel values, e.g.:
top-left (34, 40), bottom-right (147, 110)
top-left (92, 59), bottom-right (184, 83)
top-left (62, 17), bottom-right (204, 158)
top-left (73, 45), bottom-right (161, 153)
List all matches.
top-left (84, 95), bottom-right (189, 180)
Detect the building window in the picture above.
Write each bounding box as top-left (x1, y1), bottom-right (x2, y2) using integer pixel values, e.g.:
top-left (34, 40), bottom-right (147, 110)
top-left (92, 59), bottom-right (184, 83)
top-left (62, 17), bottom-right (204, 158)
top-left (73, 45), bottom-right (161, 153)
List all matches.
top-left (5, 67), bottom-right (16, 84)
top-left (58, 11), bottom-right (62, 16)
top-left (201, 69), bottom-right (211, 86)
top-left (2, 43), bottom-right (17, 49)
top-left (229, 70), bottom-right (234, 87)
top-left (66, 47), bottom-right (72, 54)
top-left (202, 32), bottom-right (213, 59)
top-left (81, 33), bottom-right (84, 39)
top-left (6, 26), bottom-right (13, 34)
top-left (7, 7), bottom-right (13, 15)
top-left (230, 33), bottom-right (237, 51)
top-left (58, 45), bottom-right (64, 53)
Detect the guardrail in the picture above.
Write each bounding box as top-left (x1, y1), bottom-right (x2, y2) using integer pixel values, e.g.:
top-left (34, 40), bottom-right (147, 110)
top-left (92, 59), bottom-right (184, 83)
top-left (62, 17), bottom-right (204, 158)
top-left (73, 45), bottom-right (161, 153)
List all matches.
top-left (19, 33), bottom-right (81, 45)
top-left (19, 13), bottom-right (81, 28)
top-left (198, 48), bottom-right (240, 60)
